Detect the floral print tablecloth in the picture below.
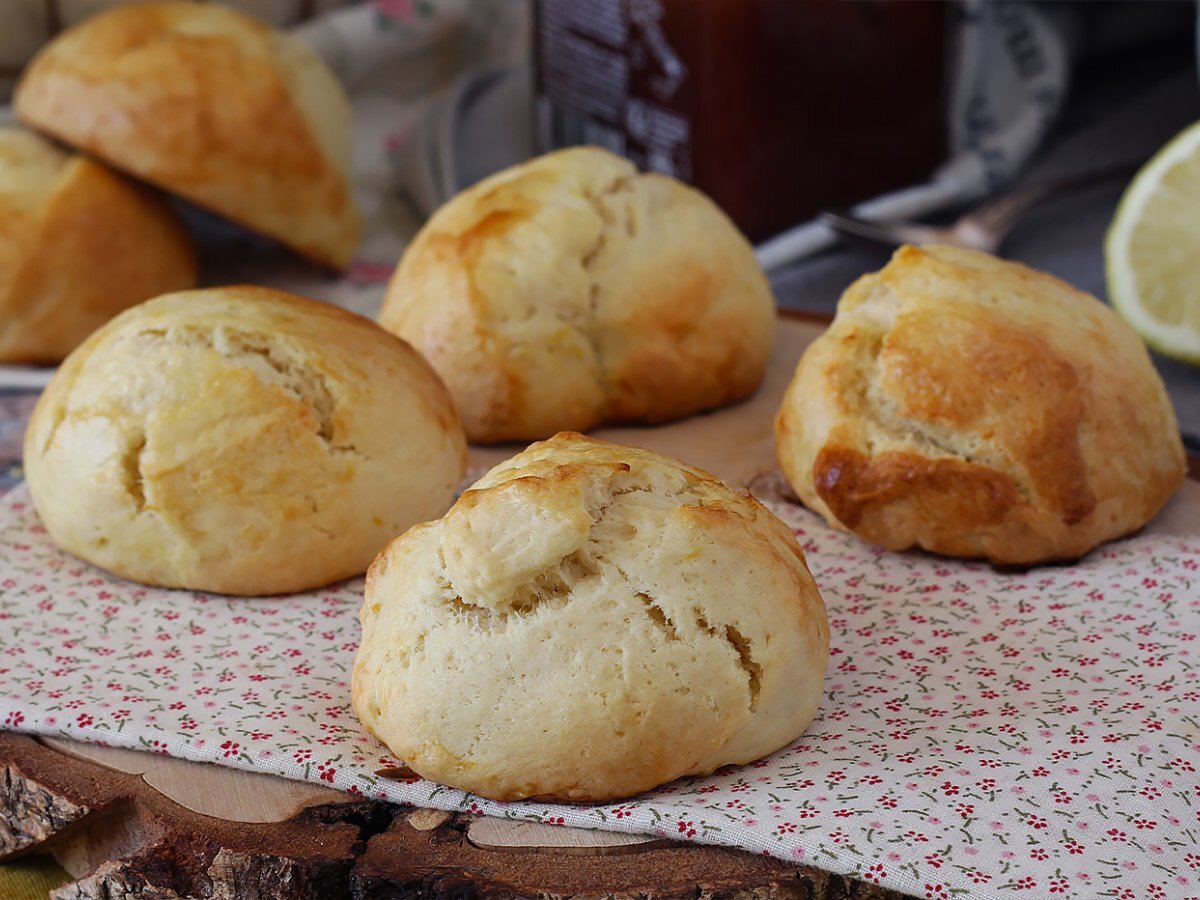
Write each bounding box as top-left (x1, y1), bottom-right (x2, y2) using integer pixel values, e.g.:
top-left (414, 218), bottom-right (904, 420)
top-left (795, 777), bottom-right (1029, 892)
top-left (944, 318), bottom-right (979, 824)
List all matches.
top-left (0, 480), bottom-right (1197, 900)
top-left (4, 3), bottom-right (1195, 894)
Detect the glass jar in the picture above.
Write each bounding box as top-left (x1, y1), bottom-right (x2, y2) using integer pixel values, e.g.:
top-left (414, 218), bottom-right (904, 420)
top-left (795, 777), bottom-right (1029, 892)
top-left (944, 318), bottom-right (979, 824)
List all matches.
top-left (533, 0), bottom-right (948, 242)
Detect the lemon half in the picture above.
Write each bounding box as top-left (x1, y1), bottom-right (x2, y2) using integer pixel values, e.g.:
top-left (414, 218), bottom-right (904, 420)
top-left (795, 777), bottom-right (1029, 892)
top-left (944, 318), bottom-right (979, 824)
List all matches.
top-left (1105, 120), bottom-right (1200, 366)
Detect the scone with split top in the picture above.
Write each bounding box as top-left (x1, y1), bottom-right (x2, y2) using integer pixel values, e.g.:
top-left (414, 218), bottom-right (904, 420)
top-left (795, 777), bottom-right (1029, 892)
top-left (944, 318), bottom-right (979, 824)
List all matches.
top-left (24, 285), bottom-right (467, 595)
top-left (776, 244), bottom-right (1186, 565)
top-left (353, 432), bottom-right (829, 802)
top-left (378, 146), bottom-right (776, 443)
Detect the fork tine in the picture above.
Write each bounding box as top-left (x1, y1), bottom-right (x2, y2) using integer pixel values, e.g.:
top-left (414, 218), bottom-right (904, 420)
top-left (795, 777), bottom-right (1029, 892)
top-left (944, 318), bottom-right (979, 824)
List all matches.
top-left (818, 210), bottom-right (948, 250)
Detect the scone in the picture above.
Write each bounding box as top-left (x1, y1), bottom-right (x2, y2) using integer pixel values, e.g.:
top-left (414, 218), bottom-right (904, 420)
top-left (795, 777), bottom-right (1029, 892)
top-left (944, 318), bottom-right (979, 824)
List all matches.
top-left (24, 285), bottom-right (467, 596)
top-left (14, 1), bottom-right (361, 270)
top-left (378, 146), bottom-right (776, 443)
top-left (776, 244), bottom-right (1187, 565)
top-left (0, 126), bottom-right (196, 364)
top-left (352, 432), bottom-right (829, 802)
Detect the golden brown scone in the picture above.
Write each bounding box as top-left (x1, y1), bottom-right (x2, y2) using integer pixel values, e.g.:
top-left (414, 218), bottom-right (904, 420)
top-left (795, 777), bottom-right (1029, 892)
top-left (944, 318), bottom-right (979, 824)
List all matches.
top-left (13, 1), bottom-right (361, 270)
top-left (776, 244), bottom-right (1187, 565)
top-left (0, 126), bottom-right (196, 364)
top-left (24, 285), bottom-right (468, 596)
top-left (378, 146), bottom-right (776, 443)
top-left (352, 432), bottom-right (829, 802)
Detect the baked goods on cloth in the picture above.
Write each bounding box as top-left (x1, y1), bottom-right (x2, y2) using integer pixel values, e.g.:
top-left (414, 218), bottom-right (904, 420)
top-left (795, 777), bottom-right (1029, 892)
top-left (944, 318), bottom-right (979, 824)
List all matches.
top-left (0, 126), bottom-right (196, 364)
top-left (378, 146), bottom-right (776, 443)
top-left (352, 432), bottom-right (829, 802)
top-left (23, 285), bottom-right (466, 596)
top-left (775, 244), bottom-right (1186, 564)
top-left (13, 1), bottom-right (362, 270)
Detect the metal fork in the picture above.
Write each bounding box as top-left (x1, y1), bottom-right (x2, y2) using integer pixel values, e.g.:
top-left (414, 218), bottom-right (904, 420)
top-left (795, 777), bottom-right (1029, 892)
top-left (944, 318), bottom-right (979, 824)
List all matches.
top-left (819, 164), bottom-right (1138, 255)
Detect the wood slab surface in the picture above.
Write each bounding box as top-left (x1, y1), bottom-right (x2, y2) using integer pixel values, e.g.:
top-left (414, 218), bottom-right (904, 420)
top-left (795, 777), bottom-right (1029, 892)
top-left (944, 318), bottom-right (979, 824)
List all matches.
top-left (0, 731), bottom-right (907, 899)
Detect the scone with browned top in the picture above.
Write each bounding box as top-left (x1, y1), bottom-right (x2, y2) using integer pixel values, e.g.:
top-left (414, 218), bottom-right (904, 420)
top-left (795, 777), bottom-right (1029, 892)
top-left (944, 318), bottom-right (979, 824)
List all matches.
top-left (0, 126), bottom-right (195, 363)
top-left (378, 146), bottom-right (776, 443)
top-left (776, 244), bottom-right (1186, 565)
top-left (14, 1), bottom-right (361, 270)
top-left (353, 432), bottom-right (829, 803)
top-left (24, 286), bottom-right (467, 596)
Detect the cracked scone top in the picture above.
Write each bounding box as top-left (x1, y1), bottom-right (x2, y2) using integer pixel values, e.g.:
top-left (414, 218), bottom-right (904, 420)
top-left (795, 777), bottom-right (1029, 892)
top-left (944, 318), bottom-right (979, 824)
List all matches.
top-left (775, 244), bottom-right (1187, 565)
top-left (377, 146), bottom-right (776, 443)
top-left (23, 286), bottom-right (468, 596)
top-left (352, 432), bottom-right (830, 802)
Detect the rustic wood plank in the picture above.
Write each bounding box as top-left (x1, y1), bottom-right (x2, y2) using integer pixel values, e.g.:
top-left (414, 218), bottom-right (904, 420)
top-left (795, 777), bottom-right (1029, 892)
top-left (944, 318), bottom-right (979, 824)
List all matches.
top-left (0, 734), bottom-right (375, 898)
top-left (466, 818), bottom-right (666, 854)
top-left (356, 809), bottom-right (904, 899)
top-left (41, 737), bottom-right (347, 825)
top-left (0, 733), bottom-right (913, 898)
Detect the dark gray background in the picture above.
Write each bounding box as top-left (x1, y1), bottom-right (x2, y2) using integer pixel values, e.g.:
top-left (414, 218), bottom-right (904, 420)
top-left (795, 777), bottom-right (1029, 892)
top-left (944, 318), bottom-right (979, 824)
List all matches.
top-left (768, 22), bottom-right (1200, 449)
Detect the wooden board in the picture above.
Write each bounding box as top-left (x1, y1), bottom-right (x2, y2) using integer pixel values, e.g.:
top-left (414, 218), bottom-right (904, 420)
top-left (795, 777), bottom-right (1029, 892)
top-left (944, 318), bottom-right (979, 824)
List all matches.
top-left (0, 732), bottom-right (908, 899)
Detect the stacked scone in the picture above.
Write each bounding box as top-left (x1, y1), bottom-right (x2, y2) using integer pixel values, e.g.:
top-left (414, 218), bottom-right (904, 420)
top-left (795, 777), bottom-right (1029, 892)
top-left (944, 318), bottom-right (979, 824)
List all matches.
top-left (18, 3), bottom-right (463, 599)
top-left (0, 127), bottom-right (195, 363)
top-left (1, 1), bottom-right (363, 364)
top-left (14, 0), bottom-right (361, 271)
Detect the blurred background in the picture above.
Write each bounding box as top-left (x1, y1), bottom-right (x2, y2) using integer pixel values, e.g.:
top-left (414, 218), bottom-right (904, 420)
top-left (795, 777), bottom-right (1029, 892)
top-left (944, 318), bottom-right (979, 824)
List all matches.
top-left (1, 0), bottom-right (1197, 441)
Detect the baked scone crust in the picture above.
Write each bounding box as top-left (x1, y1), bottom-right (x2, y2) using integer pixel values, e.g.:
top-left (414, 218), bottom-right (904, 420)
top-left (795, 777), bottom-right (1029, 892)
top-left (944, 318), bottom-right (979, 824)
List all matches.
top-left (24, 285), bottom-right (467, 596)
top-left (0, 127), bottom-right (196, 364)
top-left (353, 432), bottom-right (829, 802)
top-left (378, 146), bottom-right (776, 443)
top-left (14, 1), bottom-right (361, 270)
top-left (775, 244), bottom-right (1187, 564)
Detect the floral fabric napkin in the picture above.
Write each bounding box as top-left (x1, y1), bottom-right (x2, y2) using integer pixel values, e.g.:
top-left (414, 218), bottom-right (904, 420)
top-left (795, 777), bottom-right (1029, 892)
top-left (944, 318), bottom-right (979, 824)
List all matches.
top-left (1, 481), bottom-right (1197, 900)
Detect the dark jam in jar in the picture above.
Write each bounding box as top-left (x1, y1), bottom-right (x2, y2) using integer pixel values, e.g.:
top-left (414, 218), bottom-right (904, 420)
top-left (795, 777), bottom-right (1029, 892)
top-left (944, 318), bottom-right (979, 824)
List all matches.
top-left (534, 0), bottom-right (948, 242)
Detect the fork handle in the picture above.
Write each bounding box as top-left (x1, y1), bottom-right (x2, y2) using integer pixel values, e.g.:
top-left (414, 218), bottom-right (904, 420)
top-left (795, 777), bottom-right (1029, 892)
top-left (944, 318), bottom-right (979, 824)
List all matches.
top-left (816, 211), bottom-right (948, 250)
top-left (963, 163), bottom-right (1139, 239)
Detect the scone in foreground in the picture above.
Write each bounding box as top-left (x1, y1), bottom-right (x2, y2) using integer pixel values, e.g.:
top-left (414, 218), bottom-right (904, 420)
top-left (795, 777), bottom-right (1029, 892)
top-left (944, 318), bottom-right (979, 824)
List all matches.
top-left (379, 146), bottom-right (776, 443)
top-left (14, 1), bottom-right (361, 270)
top-left (776, 244), bottom-right (1186, 565)
top-left (24, 286), bottom-right (467, 596)
top-left (353, 432), bottom-right (830, 803)
top-left (0, 127), bottom-right (195, 363)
